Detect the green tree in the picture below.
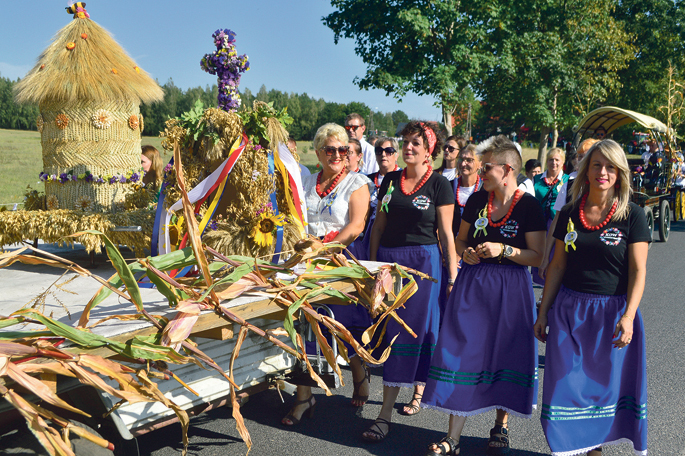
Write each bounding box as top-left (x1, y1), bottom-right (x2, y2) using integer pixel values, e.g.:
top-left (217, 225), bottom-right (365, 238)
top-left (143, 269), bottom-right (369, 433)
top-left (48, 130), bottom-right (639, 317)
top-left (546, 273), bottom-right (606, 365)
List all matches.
top-left (479, 0), bottom-right (634, 164)
top-left (323, 0), bottom-right (496, 136)
top-left (610, 0), bottom-right (685, 124)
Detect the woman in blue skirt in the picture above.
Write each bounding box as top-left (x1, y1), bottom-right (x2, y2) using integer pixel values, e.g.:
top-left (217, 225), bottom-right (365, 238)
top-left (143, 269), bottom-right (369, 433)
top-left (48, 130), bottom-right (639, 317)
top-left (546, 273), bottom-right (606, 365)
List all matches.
top-left (421, 135), bottom-right (546, 455)
top-left (534, 139), bottom-right (649, 456)
top-left (362, 121), bottom-right (458, 442)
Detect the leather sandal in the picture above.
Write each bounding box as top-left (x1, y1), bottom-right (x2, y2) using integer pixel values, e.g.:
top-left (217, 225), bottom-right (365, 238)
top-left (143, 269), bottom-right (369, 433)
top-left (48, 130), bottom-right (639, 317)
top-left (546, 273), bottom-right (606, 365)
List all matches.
top-left (485, 424), bottom-right (510, 455)
top-left (351, 363), bottom-right (371, 407)
top-left (399, 391), bottom-right (422, 416)
top-left (361, 417), bottom-right (391, 442)
top-left (425, 436), bottom-right (460, 455)
top-left (281, 395), bottom-right (316, 426)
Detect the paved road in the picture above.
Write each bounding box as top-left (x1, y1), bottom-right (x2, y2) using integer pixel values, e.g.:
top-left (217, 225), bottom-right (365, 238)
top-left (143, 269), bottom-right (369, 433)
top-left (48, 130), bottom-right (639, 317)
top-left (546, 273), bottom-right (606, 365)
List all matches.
top-left (137, 225), bottom-right (685, 456)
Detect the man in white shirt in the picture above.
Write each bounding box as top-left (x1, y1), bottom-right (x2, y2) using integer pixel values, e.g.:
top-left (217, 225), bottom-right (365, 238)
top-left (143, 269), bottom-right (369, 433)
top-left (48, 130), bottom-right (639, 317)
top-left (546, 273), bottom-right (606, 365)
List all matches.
top-left (345, 113), bottom-right (379, 175)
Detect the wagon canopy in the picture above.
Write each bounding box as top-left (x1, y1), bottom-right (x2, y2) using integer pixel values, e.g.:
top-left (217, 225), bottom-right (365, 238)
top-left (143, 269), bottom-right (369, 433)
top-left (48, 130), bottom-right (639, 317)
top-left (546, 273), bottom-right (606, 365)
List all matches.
top-left (572, 106), bottom-right (672, 138)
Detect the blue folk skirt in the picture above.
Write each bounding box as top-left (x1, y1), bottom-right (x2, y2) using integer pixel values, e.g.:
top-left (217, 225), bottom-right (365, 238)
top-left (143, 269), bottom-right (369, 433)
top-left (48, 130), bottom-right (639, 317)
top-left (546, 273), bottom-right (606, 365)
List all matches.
top-left (541, 286), bottom-right (647, 456)
top-left (422, 262), bottom-right (539, 417)
top-left (376, 244), bottom-right (442, 388)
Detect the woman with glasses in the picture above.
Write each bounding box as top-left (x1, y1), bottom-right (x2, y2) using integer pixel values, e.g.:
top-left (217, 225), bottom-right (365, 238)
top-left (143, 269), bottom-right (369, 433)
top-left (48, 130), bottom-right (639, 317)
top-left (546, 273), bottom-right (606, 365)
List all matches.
top-left (350, 136), bottom-right (402, 261)
top-left (436, 136), bottom-right (467, 182)
top-left (531, 147), bottom-right (568, 284)
top-left (282, 123), bottom-right (373, 425)
top-left (534, 140), bottom-right (649, 456)
top-left (362, 121), bottom-right (457, 443)
top-left (421, 135), bottom-right (546, 456)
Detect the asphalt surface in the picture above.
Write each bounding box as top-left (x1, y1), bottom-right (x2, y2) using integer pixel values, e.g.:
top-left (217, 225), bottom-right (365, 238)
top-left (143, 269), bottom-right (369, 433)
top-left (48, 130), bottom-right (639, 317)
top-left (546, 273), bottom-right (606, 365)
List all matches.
top-left (131, 224), bottom-right (685, 456)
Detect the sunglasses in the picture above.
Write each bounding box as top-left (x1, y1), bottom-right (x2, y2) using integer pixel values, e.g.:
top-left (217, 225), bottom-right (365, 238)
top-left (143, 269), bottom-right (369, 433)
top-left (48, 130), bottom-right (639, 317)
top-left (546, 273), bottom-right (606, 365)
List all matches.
top-left (457, 157), bottom-right (476, 164)
top-left (478, 162), bottom-right (511, 174)
top-left (321, 146), bottom-right (349, 157)
top-left (443, 145), bottom-right (459, 153)
top-left (344, 125), bottom-right (362, 132)
top-left (375, 146), bottom-right (397, 156)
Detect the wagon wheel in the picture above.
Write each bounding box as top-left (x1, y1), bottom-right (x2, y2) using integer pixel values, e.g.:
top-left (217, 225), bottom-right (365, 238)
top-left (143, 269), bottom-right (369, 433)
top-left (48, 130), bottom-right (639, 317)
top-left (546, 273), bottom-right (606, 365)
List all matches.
top-left (644, 206), bottom-right (654, 249)
top-left (658, 199), bottom-right (670, 242)
top-left (678, 190), bottom-right (685, 221)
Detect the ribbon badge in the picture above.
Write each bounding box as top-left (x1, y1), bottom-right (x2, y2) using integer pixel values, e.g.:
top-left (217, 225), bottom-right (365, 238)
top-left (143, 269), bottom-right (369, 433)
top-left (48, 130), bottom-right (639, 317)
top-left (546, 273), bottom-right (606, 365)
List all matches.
top-left (564, 218), bottom-right (578, 252)
top-left (473, 203), bottom-right (489, 238)
top-left (380, 181), bottom-right (394, 213)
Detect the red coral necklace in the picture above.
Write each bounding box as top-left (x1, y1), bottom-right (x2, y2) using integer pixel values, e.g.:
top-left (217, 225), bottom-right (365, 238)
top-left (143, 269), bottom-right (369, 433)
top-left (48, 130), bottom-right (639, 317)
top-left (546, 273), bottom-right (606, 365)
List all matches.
top-left (543, 173), bottom-right (559, 187)
top-left (401, 166), bottom-right (433, 195)
top-left (456, 175), bottom-right (481, 207)
top-left (579, 193), bottom-right (617, 231)
top-left (375, 166), bottom-right (400, 188)
top-left (488, 189), bottom-right (523, 227)
top-left (316, 169), bottom-right (346, 198)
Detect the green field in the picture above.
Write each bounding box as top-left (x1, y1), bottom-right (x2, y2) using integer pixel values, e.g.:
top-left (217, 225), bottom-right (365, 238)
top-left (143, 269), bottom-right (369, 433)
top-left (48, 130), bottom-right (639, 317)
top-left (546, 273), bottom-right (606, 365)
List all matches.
top-left (0, 129), bottom-right (538, 207)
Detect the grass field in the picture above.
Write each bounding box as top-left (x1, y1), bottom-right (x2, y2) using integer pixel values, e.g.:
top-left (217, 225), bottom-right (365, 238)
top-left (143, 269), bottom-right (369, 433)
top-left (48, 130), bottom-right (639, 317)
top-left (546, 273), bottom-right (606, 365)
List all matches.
top-left (0, 129), bottom-right (538, 206)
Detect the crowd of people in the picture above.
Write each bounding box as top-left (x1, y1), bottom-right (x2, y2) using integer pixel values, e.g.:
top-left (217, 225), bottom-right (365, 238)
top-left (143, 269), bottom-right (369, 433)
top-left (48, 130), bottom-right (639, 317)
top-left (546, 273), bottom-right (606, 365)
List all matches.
top-left (142, 114), bottom-right (650, 456)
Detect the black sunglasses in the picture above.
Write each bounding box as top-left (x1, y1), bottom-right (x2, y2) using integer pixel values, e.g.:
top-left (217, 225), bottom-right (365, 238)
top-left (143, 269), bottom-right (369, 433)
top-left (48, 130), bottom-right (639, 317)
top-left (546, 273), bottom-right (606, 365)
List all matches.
top-left (443, 145), bottom-right (458, 153)
top-left (345, 125), bottom-right (362, 132)
top-left (321, 146), bottom-right (349, 157)
top-left (375, 146), bottom-right (397, 156)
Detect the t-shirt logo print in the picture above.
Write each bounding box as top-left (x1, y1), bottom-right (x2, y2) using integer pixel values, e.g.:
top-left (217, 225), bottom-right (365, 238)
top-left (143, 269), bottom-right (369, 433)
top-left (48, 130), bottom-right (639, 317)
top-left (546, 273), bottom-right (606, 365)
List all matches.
top-left (412, 195), bottom-right (431, 210)
top-left (599, 227), bottom-right (623, 246)
top-left (499, 220), bottom-right (519, 238)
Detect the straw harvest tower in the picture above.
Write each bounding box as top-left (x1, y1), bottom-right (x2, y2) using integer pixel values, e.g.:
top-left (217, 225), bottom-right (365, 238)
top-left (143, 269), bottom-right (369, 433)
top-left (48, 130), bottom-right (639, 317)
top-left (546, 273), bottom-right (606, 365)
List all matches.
top-left (14, 3), bottom-right (163, 212)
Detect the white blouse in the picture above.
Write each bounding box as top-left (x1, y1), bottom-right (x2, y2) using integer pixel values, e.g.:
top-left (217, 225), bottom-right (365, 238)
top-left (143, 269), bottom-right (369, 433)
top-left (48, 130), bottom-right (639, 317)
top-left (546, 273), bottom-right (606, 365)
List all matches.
top-left (303, 172), bottom-right (373, 237)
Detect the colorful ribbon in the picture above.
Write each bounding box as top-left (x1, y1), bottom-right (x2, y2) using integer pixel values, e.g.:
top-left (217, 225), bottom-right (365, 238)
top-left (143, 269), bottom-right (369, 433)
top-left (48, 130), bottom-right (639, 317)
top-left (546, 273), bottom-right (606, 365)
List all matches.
top-left (564, 218), bottom-right (578, 252)
top-left (473, 204), bottom-right (489, 238)
top-left (380, 181), bottom-right (394, 213)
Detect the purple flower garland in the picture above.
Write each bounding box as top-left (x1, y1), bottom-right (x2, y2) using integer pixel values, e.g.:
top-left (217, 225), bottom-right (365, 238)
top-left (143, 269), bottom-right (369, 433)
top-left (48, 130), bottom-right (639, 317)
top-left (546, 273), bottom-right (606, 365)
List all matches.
top-left (200, 29), bottom-right (250, 112)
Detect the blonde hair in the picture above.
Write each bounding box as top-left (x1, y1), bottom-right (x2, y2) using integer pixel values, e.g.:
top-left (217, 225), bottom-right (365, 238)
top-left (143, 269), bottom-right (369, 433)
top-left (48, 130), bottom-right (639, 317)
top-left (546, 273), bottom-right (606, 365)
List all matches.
top-left (312, 123), bottom-right (348, 151)
top-left (547, 147), bottom-right (566, 162)
top-left (570, 139), bottom-right (632, 221)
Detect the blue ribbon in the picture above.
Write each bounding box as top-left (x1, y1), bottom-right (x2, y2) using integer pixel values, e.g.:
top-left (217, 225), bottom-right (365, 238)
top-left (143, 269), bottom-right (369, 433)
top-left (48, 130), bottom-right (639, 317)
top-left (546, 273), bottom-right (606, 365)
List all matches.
top-left (268, 152), bottom-right (284, 263)
top-left (151, 157), bottom-right (173, 257)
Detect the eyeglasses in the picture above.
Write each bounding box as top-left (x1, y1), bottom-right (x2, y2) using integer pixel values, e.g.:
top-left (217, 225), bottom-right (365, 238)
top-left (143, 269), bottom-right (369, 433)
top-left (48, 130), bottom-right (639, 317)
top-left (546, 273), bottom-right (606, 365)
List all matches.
top-left (443, 145), bottom-right (459, 153)
top-left (321, 146), bottom-right (349, 157)
top-left (594, 131), bottom-right (606, 138)
top-left (478, 162), bottom-right (511, 174)
top-left (457, 157), bottom-right (475, 164)
top-left (345, 125), bottom-right (362, 132)
top-left (375, 146), bottom-right (397, 156)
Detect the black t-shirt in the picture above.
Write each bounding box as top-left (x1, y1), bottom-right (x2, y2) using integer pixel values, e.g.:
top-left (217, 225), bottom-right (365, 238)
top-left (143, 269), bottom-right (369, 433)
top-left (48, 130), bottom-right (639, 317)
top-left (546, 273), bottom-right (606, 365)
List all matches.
top-left (553, 202), bottom-right (651, 296)
top-left (378, 170), bottom-right (454, 247)
top-left (462, 190), bottom-right (547, 266)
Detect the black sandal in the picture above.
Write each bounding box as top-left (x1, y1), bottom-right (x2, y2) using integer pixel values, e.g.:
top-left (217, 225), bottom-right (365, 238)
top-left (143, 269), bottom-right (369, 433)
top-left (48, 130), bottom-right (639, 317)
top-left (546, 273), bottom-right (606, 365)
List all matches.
top-left (351, 363), bottom-right (371, 406)
top-left (485, 424), bottom-right (510, 455)
top-left (281, 395), bottom-right (316, 426)
top-left (362, 417), bottom-right (391, 443)
top-left (399, 391), bottom-right (422, 416)
top-left (425, 436), bottom-right (460, 455)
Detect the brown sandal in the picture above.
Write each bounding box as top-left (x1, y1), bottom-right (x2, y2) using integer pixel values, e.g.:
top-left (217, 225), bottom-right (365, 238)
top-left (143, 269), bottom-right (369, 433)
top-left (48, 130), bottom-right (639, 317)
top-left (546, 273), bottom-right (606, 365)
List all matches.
top-left (281, 395), bottom-right (316, 426)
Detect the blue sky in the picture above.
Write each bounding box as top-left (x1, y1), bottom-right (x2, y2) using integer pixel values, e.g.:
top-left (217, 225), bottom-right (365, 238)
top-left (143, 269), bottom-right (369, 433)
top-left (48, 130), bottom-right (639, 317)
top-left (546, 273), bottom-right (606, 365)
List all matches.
top-left (0, 0), bottom-right (441, 121)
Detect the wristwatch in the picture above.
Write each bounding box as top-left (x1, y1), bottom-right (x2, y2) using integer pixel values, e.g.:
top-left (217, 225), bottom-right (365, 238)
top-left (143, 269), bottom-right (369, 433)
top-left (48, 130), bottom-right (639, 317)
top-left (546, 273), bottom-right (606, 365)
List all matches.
top-left (502, 244), bottom-right (514, 258)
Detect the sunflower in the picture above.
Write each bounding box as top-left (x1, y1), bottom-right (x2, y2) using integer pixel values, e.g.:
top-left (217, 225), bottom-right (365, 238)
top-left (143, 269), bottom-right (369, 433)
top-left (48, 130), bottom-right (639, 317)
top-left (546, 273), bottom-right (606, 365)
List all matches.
top-left (251, 212), bottom-right (286, 247)
top-left (75, 195), bottom-right (94, 212)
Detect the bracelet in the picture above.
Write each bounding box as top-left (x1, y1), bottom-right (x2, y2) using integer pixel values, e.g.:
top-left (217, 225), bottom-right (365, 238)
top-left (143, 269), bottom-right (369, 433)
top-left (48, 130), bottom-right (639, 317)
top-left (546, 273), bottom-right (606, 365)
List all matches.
top-left (621, 314), bottom-right (634, 322)
top-left (447, 278), bottom-right (455, 286)
top-left (497, 243), bottom-right (505, 262)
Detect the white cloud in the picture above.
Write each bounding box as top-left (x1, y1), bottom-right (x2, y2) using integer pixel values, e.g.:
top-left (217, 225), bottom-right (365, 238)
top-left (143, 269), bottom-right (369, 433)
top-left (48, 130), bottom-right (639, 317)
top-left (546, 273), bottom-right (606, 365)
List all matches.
top-left (0, 62), bottom-right (31, 80)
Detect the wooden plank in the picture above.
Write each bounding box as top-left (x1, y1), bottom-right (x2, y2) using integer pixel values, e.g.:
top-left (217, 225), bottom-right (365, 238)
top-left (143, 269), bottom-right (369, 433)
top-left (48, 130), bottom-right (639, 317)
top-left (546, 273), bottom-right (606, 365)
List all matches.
top-left (193, 326), bottom-right (234, 341)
